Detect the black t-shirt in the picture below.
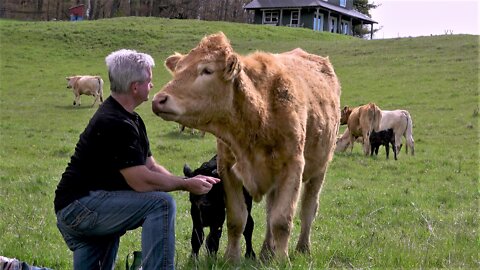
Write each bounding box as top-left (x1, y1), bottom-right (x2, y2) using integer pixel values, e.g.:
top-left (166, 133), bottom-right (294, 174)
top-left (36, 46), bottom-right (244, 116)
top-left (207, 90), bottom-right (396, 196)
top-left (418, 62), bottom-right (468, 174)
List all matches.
top-left (54, 96), bottom-right (151, 213)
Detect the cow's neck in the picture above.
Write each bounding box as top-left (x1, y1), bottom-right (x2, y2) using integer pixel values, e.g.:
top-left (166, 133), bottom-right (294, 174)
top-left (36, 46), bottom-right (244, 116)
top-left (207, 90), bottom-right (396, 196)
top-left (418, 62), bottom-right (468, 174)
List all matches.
top-left (206, 71), bottom-right (278, 199)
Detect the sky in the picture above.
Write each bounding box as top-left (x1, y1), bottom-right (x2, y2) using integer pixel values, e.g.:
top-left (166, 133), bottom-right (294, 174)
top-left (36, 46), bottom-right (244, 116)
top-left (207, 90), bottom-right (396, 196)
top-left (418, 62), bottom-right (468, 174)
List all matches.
top-left (369, 0), bottom-right (480, 39)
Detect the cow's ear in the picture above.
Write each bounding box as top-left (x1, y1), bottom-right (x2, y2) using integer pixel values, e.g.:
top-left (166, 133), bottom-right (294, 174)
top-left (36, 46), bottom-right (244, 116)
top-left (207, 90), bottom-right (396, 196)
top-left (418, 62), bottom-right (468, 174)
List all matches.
top-left (66, 77), bottom-right (71, 81)
top-left (165, 53), bottom-right (183, 73)
top-left (224, 53), bottom-right (242, 81)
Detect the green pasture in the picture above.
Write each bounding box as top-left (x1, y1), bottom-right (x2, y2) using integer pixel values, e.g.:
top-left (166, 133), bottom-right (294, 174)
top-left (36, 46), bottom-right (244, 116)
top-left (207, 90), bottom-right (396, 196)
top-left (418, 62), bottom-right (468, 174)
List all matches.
top-left (0, 17), bottom-right (478, 269)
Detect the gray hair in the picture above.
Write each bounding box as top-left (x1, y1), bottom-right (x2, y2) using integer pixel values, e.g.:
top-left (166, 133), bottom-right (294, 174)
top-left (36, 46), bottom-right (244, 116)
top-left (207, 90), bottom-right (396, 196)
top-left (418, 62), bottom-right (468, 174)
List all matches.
top-left (105, 49), bottom-right (155, 94)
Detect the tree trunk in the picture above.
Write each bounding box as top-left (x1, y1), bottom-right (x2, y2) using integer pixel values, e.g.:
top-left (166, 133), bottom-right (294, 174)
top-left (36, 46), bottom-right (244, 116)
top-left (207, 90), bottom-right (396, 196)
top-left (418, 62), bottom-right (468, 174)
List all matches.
top-left (110, 0), bottom-right (120, 17)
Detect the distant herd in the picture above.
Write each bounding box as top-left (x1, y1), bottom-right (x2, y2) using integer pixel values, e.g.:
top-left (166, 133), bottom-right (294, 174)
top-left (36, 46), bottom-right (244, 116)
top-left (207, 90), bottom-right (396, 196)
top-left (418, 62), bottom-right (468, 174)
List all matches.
top-left (64, 32), bottom-right (415, 262)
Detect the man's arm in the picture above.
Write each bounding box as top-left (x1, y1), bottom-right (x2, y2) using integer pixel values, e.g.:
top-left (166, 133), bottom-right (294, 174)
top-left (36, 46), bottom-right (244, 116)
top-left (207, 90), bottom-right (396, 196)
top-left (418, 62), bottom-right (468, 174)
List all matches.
top-left (145, 156), bottom-right (172, 175)
top-left (120, 157), bottom-right (220, 194)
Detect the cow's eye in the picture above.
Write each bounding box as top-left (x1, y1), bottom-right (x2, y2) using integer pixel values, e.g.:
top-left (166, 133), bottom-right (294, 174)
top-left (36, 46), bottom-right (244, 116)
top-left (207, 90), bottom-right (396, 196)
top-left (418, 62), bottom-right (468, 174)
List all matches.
top-left (201, 68), bottom-right (213, 75)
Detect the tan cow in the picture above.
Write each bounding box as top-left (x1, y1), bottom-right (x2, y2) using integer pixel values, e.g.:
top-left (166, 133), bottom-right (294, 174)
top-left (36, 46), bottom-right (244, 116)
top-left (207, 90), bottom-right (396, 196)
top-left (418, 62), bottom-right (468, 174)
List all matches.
top-left (152, 32), bottom-right (341, 261)
top-left (66, 75), bottom-right (104, 107)
top-left (339, 103), bottom-right (382, 155)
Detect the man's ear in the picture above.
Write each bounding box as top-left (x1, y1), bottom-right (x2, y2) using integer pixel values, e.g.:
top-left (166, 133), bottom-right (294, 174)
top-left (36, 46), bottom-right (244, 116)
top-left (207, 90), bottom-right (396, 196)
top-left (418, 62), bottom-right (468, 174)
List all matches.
top-left (224, 53), bottom-right (242, 81)
top-left (165, 53), bottom-right (183, 74)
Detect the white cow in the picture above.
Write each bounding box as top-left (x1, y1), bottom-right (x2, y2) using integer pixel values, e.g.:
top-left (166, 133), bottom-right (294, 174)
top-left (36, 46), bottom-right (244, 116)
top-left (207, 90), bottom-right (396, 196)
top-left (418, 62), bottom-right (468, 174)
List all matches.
top-left (378, 110), bottom-right (415, 155)
top-left (66, 75), bottom-right (104, 107)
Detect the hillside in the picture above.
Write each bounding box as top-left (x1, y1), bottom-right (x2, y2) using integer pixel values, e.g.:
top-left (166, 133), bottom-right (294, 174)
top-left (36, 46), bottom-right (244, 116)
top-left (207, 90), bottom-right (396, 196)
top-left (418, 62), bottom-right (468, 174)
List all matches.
top-left (0, 17), bottom-right (478, 269)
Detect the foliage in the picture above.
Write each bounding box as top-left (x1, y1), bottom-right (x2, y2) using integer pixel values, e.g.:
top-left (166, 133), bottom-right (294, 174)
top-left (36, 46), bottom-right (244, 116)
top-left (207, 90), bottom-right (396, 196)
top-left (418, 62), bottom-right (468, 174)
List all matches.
top-left (0, 17), bottom-right (478, 269)
top-left (353, 0), bottom-right (380, 38)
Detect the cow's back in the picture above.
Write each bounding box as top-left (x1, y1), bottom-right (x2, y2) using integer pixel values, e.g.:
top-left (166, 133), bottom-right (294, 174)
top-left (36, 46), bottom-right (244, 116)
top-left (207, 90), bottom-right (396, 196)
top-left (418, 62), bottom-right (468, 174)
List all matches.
top-left (75, 76), bottom-right (102, 94)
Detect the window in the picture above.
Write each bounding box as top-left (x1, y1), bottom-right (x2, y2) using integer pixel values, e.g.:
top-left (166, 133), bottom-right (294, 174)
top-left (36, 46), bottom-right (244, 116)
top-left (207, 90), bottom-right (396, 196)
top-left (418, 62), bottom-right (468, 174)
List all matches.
top-left (263, 11), bottom-right (279, 24)
top-left (290, 11), bottom-right (299, 26)
top-left (340, 0), bottom-right (346, 7)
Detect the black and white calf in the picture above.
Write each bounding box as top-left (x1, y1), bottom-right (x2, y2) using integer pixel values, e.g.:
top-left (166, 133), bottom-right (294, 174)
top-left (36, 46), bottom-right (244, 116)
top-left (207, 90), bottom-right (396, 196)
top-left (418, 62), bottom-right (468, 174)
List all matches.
top-left (183, 155), bottom-right (256, 258)
top-left (369, 128), bottom-right (397, 160)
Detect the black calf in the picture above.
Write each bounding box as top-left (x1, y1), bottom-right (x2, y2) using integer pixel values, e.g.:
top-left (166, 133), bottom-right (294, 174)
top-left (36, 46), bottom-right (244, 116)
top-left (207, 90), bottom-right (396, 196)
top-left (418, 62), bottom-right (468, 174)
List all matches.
top-left (183, 155), bottom-right (256, 258)
top-left (369, 128), bottom-right (397, 160)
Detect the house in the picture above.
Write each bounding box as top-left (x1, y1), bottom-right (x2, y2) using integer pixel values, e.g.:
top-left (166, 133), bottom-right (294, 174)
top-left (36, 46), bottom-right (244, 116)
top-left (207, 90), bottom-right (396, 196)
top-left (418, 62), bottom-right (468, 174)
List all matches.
top-left (244, 0), bottom-right (377, 39)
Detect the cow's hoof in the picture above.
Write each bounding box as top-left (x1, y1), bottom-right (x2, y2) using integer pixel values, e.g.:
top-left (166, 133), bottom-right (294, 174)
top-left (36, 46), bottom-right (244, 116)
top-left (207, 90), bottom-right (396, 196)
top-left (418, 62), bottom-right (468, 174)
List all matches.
top-left (259, 243), bottom-right (274, 262)
top-left (295, 243), bottom-right (310, 254)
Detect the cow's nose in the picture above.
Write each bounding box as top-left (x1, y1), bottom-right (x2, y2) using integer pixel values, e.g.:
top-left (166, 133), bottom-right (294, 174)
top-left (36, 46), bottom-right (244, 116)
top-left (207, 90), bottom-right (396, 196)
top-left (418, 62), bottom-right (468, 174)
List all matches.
top-left (152, 92), bottom-right (169, 115)
top-left (153, 92), bottom-right (168, 104)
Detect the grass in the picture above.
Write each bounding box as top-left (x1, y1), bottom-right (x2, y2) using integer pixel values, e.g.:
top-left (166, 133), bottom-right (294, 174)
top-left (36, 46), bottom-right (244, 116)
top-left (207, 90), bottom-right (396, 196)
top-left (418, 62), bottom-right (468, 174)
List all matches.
top-left (0, 17), bottom-right (478, 269)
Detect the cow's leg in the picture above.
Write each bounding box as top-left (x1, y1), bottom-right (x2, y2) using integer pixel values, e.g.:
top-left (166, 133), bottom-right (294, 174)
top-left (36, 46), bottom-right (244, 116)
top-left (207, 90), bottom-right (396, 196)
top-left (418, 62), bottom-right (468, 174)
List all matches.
top-left (260, 192), bottom-right (274, 261)
top-left (392, 141), bottom-right (397, 160)
top-left (223, 179), bottom-right (247, 262)
top-left (268, 160), bottom-right (303, 259)
top-left (74, 94), bottom-right (81, 106)
top-left (362, 132), bottom-right (370, 155)
top-left (91, 93), bottom-right (99, 107)
top-left (395, 134), bottom-right (403, 155)
top-left (296, 170), bottom-right (325, 253)
top-left (348, 134), bottom-right (355, 153)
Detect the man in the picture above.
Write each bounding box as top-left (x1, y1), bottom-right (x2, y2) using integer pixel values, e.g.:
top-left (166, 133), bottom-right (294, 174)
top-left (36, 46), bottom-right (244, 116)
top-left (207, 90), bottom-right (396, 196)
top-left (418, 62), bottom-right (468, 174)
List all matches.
top-left (54, 49), bottom-right (219, 270)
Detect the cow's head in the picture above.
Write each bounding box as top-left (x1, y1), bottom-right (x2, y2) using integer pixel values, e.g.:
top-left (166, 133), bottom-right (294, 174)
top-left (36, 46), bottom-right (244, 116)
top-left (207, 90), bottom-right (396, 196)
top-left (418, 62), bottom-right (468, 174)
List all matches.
top-left (65, 76), bottom-right (78, 89)
top-left (340, 106), bottom-right (352, 125)
top-left (152, 32), bottom-right (242, 130)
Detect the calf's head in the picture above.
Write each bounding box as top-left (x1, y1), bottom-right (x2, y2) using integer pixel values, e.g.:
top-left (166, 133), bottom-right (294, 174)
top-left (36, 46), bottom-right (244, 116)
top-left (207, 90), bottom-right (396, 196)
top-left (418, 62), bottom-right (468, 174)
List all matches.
top-left (152, 32), bottom-right (242, 130)
top-left (66, 76), bottom-right (78, 89)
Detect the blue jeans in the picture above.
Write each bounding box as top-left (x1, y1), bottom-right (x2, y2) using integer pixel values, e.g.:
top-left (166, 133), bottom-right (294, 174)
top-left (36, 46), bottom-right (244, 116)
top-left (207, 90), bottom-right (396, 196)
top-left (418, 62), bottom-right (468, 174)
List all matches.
top-left (56, 190), bottom-right (176, 270)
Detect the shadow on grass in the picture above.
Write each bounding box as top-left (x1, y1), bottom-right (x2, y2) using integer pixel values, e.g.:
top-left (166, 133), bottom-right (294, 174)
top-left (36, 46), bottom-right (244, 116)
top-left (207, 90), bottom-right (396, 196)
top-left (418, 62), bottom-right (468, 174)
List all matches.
top-left (54, 104), bottom-right (100, 110)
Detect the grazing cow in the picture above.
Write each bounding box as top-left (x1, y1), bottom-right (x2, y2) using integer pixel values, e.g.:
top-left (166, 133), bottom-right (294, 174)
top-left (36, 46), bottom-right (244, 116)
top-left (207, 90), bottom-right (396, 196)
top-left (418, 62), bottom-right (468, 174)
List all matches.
top-left (369, 128), bottom-right (397, 160)
top-left (152, 32), bottom-right (341, 261)
top-left (340, 103), bottom-right (382, 155)
top-left (378, 110), bottom-right (415, 155)
top-left (66, 75), bottom-right (104, 107)
top-left (183, 155), bottom-right (255, 258)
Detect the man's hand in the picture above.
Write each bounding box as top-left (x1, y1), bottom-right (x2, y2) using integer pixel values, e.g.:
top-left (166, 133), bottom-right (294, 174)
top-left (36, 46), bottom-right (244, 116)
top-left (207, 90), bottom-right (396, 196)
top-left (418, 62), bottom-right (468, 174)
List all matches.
top-left (184, 175), bottom-right (221, 195)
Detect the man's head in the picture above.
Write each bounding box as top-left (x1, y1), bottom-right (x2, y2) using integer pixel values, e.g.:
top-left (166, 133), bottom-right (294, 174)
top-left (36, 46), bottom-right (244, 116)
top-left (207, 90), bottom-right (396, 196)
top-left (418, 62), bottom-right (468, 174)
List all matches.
top-left (105, 49), bottom-right (155, 94)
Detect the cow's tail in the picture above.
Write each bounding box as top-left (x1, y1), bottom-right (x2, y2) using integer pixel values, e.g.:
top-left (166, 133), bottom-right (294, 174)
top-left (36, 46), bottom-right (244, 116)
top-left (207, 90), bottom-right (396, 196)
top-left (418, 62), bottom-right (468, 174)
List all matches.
top-left (369, 103), bottom-right (382, 133)
top-left (402, 110), bottom-right (414, 155)
top-left (96, 76), bottom-right (104, 102)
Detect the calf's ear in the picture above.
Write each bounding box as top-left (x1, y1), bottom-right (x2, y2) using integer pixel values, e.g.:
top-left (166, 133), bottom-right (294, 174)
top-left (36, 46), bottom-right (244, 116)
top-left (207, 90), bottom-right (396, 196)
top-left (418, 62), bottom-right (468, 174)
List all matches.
top-left (224, 53), bottom-right (242, 81)
top-left (165, 53), bottom-right (183, 74)
top-left (183, 164), bottom-right (193, 177)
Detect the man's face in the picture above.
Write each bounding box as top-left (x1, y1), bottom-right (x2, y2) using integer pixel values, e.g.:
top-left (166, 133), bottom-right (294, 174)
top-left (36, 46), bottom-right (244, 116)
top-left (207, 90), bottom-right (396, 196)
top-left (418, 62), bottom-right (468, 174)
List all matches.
top-left (134, 68), bottom-right (153, 102)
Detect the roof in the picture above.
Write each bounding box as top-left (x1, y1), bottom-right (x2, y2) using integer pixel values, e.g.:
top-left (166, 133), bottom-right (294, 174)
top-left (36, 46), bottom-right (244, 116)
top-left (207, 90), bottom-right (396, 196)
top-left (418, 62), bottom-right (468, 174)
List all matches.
top-left (244, 0), bottom-right (377, 24)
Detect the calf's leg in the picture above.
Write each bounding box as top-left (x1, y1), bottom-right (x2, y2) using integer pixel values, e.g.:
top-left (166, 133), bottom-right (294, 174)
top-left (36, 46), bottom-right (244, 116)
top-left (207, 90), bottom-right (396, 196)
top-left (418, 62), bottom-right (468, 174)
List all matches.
top-left (243, 189), bottom-right (256, 259)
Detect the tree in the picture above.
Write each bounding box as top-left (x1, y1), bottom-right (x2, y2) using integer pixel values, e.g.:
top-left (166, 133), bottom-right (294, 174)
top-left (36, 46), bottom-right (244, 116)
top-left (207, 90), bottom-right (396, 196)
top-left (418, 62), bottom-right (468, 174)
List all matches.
top-left (353, 0), bottom-right (380, 38)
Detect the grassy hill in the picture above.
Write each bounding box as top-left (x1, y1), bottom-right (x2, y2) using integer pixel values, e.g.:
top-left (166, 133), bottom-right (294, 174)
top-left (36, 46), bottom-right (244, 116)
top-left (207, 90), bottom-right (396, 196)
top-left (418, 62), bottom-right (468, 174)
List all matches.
top-left (0, 17), bottom-right (478, 269)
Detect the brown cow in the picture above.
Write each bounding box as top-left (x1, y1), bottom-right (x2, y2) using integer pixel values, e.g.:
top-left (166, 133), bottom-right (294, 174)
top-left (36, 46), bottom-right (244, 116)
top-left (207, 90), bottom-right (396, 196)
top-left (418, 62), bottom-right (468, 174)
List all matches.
top-left (339, 103), bottom-right (382, 155)
top-left (152, 32), bottom-right (341, 261)
top-left (66, 75), bottom-right (104, 107)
